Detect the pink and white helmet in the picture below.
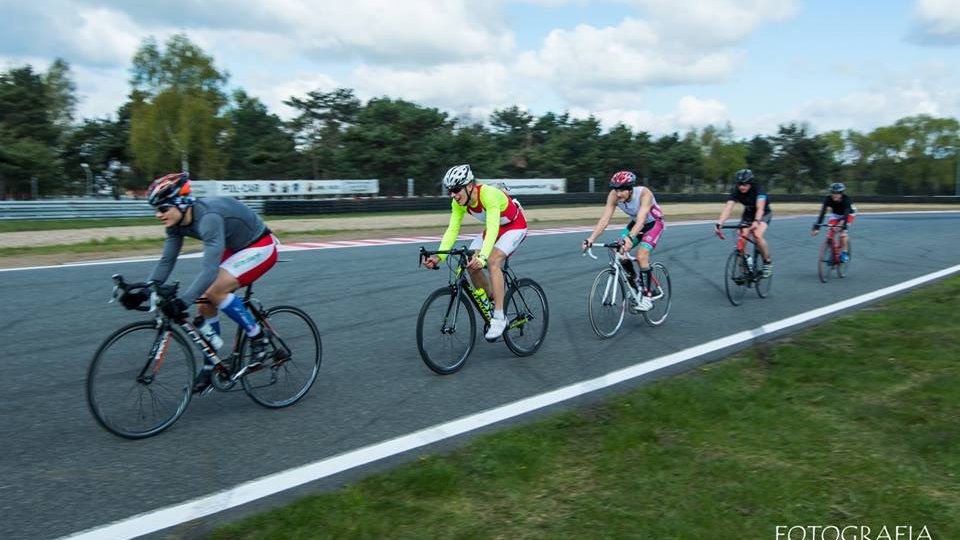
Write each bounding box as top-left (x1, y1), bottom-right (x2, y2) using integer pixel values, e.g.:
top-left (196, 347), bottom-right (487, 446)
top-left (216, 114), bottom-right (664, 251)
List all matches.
top-left (608, 171), bottom-right (636, 190)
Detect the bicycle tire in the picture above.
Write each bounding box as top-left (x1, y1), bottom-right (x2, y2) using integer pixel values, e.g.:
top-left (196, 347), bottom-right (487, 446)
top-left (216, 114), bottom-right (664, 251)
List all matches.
top-left (724, 250), bottom-right (748, 306)
top-left (503, 278), bottom-right (549, 357)
top-left (642, 263), bottom-right (672, 327)
top-left (417, 287), bottom-right (476, 374)
top-left (754, 246), bottom-right (772, 298)
top-left (817, 238), bottom-right (832, 283)
top-left (588, 268), bottom-right (626, 338)
top-left (87, 321), bottom-right (194, 439)
top-left (241, 305), bottom-right (322, 408)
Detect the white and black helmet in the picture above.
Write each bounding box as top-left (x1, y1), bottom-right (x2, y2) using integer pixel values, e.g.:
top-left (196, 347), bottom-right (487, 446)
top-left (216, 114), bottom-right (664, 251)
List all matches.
top-left (442, 164), bottom-right (475, 189)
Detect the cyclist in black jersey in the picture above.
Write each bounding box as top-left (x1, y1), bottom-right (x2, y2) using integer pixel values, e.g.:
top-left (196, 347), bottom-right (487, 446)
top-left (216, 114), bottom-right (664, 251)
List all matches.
top-left (811, 182), bottom-right (856, 262)
top-left (715, 168), bottom-right (773, 277)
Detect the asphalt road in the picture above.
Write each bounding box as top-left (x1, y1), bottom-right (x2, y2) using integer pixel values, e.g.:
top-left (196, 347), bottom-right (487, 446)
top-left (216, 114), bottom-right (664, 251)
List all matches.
top-left (1, 212), bottom-right (958, 540)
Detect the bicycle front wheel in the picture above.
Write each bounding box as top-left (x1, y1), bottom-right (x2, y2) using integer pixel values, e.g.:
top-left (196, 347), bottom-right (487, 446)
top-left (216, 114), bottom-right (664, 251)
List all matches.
top-left (241, 306), bottom-right (322, 408)
top-left (417, 287), bottom-right (476, 374)
top-left (588, 268), bottom-right (626, 338)
top-left (643, 263), bottom-right (672, 327)
top-left (817, 239), bottom-right (833, 283)
top-left (503, 278), bottom-right (549, 357)
top-left (724, 251), bottom-right (748, 306)
top-left (87, 322), bottom-right (194, 439)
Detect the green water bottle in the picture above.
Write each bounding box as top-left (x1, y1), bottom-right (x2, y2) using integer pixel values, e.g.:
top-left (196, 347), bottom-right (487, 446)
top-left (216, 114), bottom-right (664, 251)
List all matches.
top-left (473, 287), bottom-right (492, 314)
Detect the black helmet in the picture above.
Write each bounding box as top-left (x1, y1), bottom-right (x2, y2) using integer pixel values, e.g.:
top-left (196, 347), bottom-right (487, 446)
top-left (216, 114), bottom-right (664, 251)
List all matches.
top-left (735, 169), bottom-right (754, 184)
top-left (829, 182), bottom-right (846, 193)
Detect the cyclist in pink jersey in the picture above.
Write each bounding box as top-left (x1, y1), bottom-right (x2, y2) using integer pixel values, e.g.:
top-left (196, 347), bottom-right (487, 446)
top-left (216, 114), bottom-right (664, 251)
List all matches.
top-left (423, 164), bottom-right (528, 341)
top-left (582, 171), bottom-right (665, 312)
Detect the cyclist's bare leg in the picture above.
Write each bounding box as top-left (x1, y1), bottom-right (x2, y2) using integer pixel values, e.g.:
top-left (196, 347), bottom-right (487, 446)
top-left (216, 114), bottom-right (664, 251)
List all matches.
top-left (197, 269), bottom-right (241, 319)
top-left (840, 231), bottom-right (849, 252)
top-left (753, 222), bottom-right (771, 262)
top-left (485, 249), bottom-right (508, 311)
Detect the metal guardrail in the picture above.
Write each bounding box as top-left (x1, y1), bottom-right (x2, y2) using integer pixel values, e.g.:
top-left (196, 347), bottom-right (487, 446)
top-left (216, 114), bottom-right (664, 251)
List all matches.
top-left (0, 199), bottom-right (265, 220)
top-left (1, 195), bottom-right (956, 220)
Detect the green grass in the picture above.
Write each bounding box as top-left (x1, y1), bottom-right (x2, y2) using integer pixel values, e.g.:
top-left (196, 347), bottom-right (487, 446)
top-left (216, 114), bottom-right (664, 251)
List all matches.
top-left (206, 275), bottom-right (960, 540)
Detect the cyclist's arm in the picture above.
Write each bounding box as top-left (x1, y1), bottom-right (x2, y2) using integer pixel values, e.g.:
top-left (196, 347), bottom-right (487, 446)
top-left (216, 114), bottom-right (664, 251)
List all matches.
top-left (814, 200), bottom-right (828, 227)
top-left (716, 200), bottom-right (736, 226)
top-left (587, 190), bottom-right (618, 243)
top-left (147, 231), bottom-right (184, 284)
top-left (181, 213), bottom-right (226, 305)
top-left (436, 201), bottom-right (466, 261)
top-left (754, 195), bottom-right (767, 222)
top-left (478, 187), bottom-right (506, 260)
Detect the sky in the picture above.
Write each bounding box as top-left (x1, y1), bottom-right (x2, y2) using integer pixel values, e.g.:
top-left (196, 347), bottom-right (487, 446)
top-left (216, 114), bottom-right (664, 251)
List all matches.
top-left (0, 0), bottom-right (958, 138)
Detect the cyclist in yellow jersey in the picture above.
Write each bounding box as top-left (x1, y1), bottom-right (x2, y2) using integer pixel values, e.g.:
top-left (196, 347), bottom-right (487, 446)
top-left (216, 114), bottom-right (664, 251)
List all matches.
top-left (423, 164), bottom-right (528, 341)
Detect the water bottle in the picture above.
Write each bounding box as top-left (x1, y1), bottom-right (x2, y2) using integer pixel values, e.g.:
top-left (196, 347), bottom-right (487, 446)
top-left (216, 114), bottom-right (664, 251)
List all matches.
top-left (472, 288), bottom-right (492, 314)
top-left (745, 254), bottom-right (754, 273)
top-left (194, 316), bottom-right (224, 350)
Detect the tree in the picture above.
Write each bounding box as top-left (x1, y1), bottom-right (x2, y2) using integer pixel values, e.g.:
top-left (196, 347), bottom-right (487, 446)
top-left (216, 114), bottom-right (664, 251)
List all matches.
top-left (129, 34), bottom-right (229, 180)
top-left (226, 90), bottom-right (304, 179)
top-left (0, 65), bottom-right (61, 197)
top-left (340, 97), bottom-right (453, 194)
top-left (44, 58), bottom-right (77, 134)
top-left (489, 106), bottom-right (534, 175)
top-left (285, 87), bottom-right (361, 179)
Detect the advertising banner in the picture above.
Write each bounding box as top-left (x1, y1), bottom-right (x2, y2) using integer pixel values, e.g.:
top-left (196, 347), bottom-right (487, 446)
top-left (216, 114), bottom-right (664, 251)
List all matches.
top-left (477, 178), bottom-right (566, 194)
top-left (191, 180), bottom-right (379, 198)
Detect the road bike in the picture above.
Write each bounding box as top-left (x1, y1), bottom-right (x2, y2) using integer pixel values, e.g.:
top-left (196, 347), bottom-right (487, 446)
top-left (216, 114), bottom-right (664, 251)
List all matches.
top-left (87, 274), bottom-right (322, 439)
top-left (416, 246), bottom-right (549, 374)
top-left (720, 223), bottom-right (772, 306)
top-left (583, 242), bottom-right (672, 337)
top-left (817, 221), bottom-right (852, 282)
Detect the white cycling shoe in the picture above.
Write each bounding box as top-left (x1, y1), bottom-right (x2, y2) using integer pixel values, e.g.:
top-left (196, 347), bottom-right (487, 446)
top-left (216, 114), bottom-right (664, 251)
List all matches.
top-left (485, 317), bottom-right (507, 341)
top-left (631, 295), bottom-right (653, 313)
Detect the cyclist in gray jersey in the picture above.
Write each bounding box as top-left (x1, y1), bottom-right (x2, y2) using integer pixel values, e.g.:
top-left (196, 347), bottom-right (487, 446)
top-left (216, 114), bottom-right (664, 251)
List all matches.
top-left (118, 173), bottom-right (280, 391)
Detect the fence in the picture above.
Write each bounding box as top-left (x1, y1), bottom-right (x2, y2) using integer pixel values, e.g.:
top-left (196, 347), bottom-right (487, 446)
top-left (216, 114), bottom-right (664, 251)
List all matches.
top-left (2, 195), bottom-right (957, 220)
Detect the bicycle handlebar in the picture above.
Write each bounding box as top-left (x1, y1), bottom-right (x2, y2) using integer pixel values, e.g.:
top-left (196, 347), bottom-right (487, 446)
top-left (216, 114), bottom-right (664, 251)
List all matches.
top-left (418, 246), bottom-right (477, 269)
top-left (110, 274), bottom-right (179, 312)
top-left (582, 241), bottom-right (636, 261)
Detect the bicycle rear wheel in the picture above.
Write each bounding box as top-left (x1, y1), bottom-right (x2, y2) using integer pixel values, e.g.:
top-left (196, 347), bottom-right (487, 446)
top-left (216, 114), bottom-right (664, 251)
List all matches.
top-left (87, 322), bottom-right (194, 439)
top-left (817, 239), bottom-right (833, 283)
top-left (588, 268), bottom-right (626, 338)
top-left (754, 247), bottom-right (772, 298)
top-left (241, 306), bottom-right (322, 408)
top-left (503, 278), bottom-right (549, 357)
top-left (724, 250), bottom-right (748, 306)
top-left (642, 263), bottom-right (672, 327)
top-left (417, 287), bottom-right (476, 374)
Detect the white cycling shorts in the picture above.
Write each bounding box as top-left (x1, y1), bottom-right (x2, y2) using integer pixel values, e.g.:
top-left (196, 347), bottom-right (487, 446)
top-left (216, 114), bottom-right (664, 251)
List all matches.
top-left (468, 228), bottom-right (527, 258)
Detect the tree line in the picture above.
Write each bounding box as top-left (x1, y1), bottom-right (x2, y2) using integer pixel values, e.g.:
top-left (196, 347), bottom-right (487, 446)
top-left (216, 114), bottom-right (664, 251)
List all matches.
top-left (2, 34), bottom-right (958, 199)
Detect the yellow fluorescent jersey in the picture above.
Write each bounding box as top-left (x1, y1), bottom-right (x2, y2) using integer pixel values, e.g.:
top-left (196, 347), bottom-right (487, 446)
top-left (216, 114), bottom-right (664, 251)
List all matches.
top-left (438, 184), bottom-right (524, 260)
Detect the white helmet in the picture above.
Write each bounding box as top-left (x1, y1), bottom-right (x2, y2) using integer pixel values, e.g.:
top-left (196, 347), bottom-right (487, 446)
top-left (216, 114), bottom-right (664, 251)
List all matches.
top-left (442, 164), bottom-right (475, 189)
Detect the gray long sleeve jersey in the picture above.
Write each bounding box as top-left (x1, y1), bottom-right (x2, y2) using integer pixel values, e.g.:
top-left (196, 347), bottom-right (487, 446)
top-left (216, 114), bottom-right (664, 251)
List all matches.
top-left (148, 197), bottom-right (267, 305)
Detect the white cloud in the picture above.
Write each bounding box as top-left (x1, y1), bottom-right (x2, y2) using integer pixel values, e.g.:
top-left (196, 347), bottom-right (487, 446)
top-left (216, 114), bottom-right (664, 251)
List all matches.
top-left (909, 0), bottom-right (960, 45)
top-left (353, 61), bottom-right (514, 112)
top-left (628, 0), bottom-right (799, 47)
top-left (249, 73), bottom-right (343, 121)
top-left (571, 95), bottom-right (731, 135)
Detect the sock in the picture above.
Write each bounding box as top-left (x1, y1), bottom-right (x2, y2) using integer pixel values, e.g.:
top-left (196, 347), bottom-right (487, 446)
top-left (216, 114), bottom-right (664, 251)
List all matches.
top-left (638, 267), bottom-right (652, 294)
top-left (205, 316), bottom-right (221, 335)
top-left (494, 309), bottom-right (505, 320)
top-left (218, 293), bottom-right (261, 336)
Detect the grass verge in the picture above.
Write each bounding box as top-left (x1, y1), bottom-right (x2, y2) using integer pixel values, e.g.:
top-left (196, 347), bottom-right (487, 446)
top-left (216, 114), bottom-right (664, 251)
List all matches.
top-left (207, 275), bottom-right (960, 539)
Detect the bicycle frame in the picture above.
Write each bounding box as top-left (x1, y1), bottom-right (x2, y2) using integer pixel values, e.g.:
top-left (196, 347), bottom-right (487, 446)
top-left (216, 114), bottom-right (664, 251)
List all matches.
top-left (585, 243), bottom-right (664, 302)
top-left (723, 225), bottom-right (762, 281)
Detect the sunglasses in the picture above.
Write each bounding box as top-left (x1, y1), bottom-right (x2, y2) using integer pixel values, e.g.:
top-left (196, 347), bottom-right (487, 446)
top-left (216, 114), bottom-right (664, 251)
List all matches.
top-left (613, 186), bottom-right (633, 192)
top-left (447, 186), bottom-right (466, 195)
top-left (157, 204), bottom-right (176, 213)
